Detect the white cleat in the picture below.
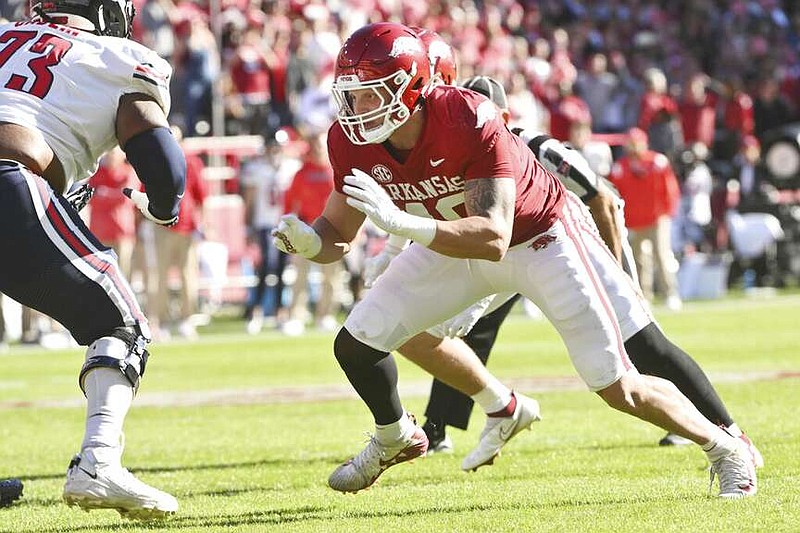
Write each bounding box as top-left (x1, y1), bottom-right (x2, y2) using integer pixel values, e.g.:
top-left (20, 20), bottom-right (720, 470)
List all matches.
top-left (63, 448), bottom-right (178, 519)
top-left (709, 441), bottom-right (757, 499)
top-left (739, 433), bottom-right (764, 468)
top-left (462, 392), bottom-right (541, 472)
top-left (328, 425), bottom-right (428, 493)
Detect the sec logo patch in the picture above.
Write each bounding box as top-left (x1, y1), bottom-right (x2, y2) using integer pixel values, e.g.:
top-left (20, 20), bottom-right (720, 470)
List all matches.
top-left (371, 164), bottom-right (393, 184)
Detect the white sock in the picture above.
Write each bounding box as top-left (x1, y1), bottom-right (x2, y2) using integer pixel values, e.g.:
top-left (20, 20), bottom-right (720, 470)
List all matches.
top-left (80, 368), bottom-right (134, 459)
top-left (725, 423), bottom-right (742, 438)
top-left (376, 413), bottom-right (416, 444)
top-left (471, 378), bottom-right (512, 414)
top-left (702, 428), bottom-right (738, 462)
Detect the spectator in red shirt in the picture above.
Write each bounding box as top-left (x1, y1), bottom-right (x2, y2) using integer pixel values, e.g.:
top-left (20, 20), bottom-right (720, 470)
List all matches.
top-left (610, 128), bottom-right (683, 310)
top-left (151, 127), bottom-right (208, 339)
top-left (723, 76), bottom-right (754, 138)
top-left (679, 73), bottom-right (716, 149)
top-left (280, 131), bottom-right (342, 335)
top-left (638, 67), bottom-right (683, 161)
top-left (226, 23), bottom-right (271, 136)
top-left (548, 79), bottom-right (592, 142)
top-left (265, 26), bottom-right (293, 132)
top-left (716, 75), bottom-right (755, 160)
top-left (88, 147), bottom-right (138, 278)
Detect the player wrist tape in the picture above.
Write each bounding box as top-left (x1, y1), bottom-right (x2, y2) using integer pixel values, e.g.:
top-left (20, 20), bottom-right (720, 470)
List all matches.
top-left (385, 233), bottom-right (410, 253)
top-left (397, 213), bottom-right (437, 247)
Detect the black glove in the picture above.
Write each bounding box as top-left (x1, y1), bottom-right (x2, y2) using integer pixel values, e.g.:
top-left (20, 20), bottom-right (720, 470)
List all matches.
top-left (64, 183), bottom-right (95, 212)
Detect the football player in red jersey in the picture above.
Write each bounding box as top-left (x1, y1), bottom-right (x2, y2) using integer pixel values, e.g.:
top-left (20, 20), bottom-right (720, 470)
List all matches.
top-left (0, 0), bottom-right (183, 517)
top-left (377, 52), bottom-right (762, 455)
top-left (273, 22), bottom-right (756, 499)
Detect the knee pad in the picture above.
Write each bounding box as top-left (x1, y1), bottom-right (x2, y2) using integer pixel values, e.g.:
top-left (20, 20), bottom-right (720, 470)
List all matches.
top-left (334, 327), bottom-right (388, 371)
top-left (79, 327), bottom-right (149, 394)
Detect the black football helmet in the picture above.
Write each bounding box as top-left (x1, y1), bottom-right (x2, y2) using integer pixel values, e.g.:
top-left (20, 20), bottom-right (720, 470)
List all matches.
top-left (30, 0), bottom-right (135, 38)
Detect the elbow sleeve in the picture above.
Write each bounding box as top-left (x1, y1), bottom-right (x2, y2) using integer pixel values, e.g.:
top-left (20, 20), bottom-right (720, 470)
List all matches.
top-left (123, 127), bottom-right (186, 220)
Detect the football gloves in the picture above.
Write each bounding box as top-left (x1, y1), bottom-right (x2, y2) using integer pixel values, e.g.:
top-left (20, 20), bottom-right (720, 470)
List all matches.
top-left (122, 188), bottom-right (179, 227)
top-left (363, 234), bottom-right (408, 288)
top-left (441, 295), bottom-right (495, 338)
top-left (64, 182), bottom-right (94, 212)
top-left (271, 214), bottom-right (322, 258)
top-left (343, 168), bottom-right (437, 246)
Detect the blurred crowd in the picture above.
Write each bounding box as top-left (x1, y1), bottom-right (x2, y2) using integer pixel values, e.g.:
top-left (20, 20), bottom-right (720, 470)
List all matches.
top-left (1, 0), bottom-right (799, 346)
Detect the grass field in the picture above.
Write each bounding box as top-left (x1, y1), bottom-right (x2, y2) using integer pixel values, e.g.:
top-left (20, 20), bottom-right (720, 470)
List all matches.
top-left (0, 293), bottom-right (798, 532)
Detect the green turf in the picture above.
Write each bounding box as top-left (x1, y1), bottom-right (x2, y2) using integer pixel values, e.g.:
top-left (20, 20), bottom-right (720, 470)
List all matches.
top-left (1, 294), bottom-right (798, 532)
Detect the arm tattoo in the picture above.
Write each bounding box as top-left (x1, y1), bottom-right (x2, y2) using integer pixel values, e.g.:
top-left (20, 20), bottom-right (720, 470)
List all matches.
top-left (464, 177), bottom-right (514, 220)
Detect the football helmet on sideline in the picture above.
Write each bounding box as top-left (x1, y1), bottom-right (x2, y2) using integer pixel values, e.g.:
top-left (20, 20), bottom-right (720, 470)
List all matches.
top-left (30, 0), bottom-right (135, 38)
top-left (332, 22), bottom-right (432, 145)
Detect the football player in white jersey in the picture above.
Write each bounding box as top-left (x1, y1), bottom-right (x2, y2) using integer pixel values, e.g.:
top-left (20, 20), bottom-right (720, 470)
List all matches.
top-left (273, 22), bottom-right (757, 498)
top-left (0, 0), bottom-right (184, 518)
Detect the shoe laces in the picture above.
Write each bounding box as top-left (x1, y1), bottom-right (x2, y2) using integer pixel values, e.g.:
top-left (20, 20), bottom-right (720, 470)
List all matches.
top-left (709, 450), bottom-right (752, 495)
top-left (348, 434), bottom-right (386, 477)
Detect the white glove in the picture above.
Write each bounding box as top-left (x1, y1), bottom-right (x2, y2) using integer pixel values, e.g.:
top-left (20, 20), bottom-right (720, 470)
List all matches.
top-left (271, 214), bottom-right (322, 258)
top-left (343, 168), bottom-right (437, 246)
top-left (363, 235), bottom-right (408, 288)
top-left (122, 188), bottom-right (178, 226)
top-left (442, 295), bottom-right (496, 337)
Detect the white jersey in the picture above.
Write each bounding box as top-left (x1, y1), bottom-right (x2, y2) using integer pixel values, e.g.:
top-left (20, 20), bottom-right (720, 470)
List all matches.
top-left (0, 20), bottom-right (171, 190)
top-left (516, 128), bottom-right (605, 202)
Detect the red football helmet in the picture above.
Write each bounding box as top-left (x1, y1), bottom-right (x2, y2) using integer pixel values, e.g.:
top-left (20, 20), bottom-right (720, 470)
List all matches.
top-left (414, 28), bottom-right (458, 86)
top-left (332, 22), bottom-right (431, 145)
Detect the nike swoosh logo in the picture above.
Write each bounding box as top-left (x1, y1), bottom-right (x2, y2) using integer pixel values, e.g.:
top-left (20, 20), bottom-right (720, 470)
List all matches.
top-left (430, 158), bottom-right (445, 167)
top-left (379, 450), bottom-right (410, 468)
top-left (378, 442), bottom-right (424, 468)
top-left (498, 418), bottom-right (520, 441)
top-left (78, 466), bottom-right (97, 480)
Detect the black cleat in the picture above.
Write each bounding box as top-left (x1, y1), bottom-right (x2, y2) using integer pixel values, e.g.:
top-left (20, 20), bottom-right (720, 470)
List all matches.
top-left (0, 479), bottom-right (23, 507)
top-left (422, 419), bottom-right (454, 455)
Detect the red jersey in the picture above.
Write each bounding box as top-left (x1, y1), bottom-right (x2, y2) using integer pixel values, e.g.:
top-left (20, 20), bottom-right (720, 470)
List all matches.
top-left (88, 161), bottom-right (137, 242)
top-left (723, 91), bottom-right (754, 136)
top-left (609, 150), bottom-right (680, 230)
top-left (679, 98), bottom-right (716, 147)
top-left (284, 160), bottom-right (334, 224)
top-left (638, 92), bottom-right (679, 130)
top-left (549, 94), bottom-right (592, 142)
top-left (229, 44), bottom-right (270, 101)
top-left (170, 152), bottom-right (207, 234)
top-left (327, 85), bottom-right (565, 246)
